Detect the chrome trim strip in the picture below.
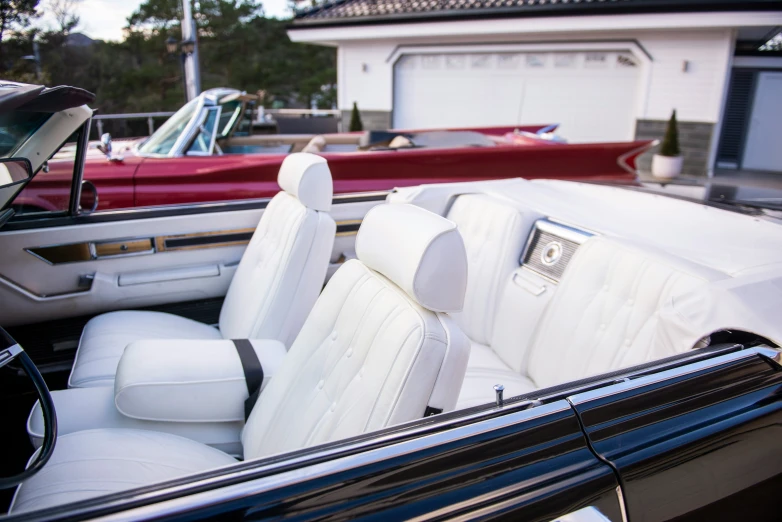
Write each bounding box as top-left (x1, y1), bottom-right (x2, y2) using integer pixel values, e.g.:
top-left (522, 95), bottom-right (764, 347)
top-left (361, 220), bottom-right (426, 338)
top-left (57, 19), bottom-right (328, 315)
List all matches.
top-left (0, 274), bottom-right (92, 301)
top-left (568, 346), bottom-right (775, 406)
top-left (96, 401), bottom-right (571, 522)
top-left (0, 344), bottom-right (23, 370)
top-left (615, 485), bottom-right (629, 522)
top-left (82, 191), bottom-right (389, 218)
top-left (756, 345), bottom-right (782, 365)
top-left (535, 219), bottom-right (593, 245)
top-left (184, 106), bottom-right (222, 157)
top-left (169, 97), bottom-right (208, 158)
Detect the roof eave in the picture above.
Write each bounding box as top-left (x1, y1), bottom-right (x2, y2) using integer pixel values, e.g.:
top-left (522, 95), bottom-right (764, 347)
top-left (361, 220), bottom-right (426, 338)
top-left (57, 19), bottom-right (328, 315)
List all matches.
top-left (290, 0), bottom-right (782, 29)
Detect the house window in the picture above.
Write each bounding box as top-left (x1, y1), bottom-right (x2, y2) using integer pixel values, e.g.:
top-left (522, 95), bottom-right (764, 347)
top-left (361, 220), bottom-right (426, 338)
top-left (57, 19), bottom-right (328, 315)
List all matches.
top-left (445, 55), bottom-right (466, 69)
top-left (554, 53), bottom-right (577, 68)
top-left (584, 53), bottom-right (608, 68)
top-left (470, 54), bottom-right (493, 69)
top-left (421, 55), bottom-right (442, 70)
top-left (497, 54), bottom-right (520, 69)
top-left (525, 54), bottom-right (547, 68)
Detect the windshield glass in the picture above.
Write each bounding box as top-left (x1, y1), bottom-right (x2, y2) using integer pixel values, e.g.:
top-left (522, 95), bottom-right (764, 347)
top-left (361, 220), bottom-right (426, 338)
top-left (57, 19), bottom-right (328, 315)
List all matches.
top-left (0, 111), bottom-right (53, 158)
top-left (186, 107), bottom-right (220, 154)
top-left (138, 97), bottom-right (199, 155)
top-left (217, 100), bottom-right (242, 137)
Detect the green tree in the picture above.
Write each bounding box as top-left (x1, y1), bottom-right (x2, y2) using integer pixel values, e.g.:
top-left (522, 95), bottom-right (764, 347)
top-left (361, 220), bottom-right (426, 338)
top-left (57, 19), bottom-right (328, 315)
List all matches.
top-left (659, 109), bottom-right (680, 157)
top-left (0, 0), bottom-right (40, 71)
top-left (349, 102), bottom-right (363, 132)
top-left (0, 0), bottom-right (39, 42)
top-left (1, 0), bottom-right (337, 124)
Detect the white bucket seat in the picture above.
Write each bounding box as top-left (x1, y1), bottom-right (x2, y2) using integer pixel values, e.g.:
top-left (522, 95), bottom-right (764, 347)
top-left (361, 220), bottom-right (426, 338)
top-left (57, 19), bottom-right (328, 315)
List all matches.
top-left (11, 203), bottom-right (470, 513)
top-left (68, 152), bottom-right (337, 388)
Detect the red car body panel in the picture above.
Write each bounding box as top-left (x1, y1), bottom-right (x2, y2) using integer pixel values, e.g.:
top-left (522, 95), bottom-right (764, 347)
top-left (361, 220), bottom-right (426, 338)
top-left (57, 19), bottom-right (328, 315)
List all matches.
top-left (16, 126), bottom-right (649, 212)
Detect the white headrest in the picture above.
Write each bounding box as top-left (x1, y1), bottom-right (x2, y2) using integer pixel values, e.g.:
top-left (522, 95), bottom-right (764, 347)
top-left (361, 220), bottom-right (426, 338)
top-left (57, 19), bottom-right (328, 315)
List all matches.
top-left (277, 152), bottom-right (333, 211)
top-left (355, 204), bottom-right (468, 313)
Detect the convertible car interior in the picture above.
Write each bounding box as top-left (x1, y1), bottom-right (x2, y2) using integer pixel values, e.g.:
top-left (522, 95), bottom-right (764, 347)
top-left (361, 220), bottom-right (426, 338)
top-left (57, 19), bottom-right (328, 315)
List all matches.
top-left (1, 84), bottom-right (781, 518)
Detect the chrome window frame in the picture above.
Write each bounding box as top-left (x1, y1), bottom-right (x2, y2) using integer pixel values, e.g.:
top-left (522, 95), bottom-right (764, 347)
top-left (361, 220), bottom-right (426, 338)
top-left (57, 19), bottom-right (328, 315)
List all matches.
top-left (184, 106), bottom-right (222, 157)
top-left (135, 89), bottom-right (245, 159)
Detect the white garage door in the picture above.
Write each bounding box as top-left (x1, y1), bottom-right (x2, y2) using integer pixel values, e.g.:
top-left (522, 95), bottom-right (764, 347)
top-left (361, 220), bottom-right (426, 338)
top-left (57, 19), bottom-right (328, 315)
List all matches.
top-left (393, 51), bottom-right (641, 143)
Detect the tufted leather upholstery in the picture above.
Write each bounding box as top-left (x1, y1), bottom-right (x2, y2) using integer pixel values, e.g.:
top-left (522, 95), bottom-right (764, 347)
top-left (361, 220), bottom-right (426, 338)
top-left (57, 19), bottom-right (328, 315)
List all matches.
top-left (524, 236), bottom-right (721, 389)
top-left (12, 203), bottom-right (471, 513)
top-left (11, 429), bottom-right (237, 513)
top-left (449, 193), bottom-right (723, 409)
top-left (444, 194), bottom-right (535, 408)
top-left (446, 194), bottom-right (530, 345)
top-left (68, 153), bottom-right (336, 388)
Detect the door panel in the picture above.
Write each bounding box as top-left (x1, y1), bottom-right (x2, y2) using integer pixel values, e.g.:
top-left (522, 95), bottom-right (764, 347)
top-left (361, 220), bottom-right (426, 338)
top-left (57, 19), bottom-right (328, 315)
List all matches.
top-left (570, 349), bottom-right (782, 522)
top-left (0, 196), bottom-right (383, 328)
top-left (39, 402), bottom-right (625, 521)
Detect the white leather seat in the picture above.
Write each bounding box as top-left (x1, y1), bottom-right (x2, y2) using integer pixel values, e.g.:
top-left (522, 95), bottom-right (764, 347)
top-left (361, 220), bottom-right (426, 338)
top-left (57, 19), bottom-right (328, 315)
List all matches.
top-left (10, 429), bottom-right (237, 513)
top-left (443, 195), bottom-right (536, 407)
top-left (12, 203), bottom-right (471, 513)
top-left (456, 234), bottom-right (723, 408)
top-left (68, 153), bottom-right (337, 388)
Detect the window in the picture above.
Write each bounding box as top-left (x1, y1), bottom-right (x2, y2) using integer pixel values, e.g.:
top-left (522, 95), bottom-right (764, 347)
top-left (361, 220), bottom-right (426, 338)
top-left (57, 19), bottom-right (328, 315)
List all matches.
top-left (217, 100), bottom-right (242, 137)
top-left (10, 128), bottom-right (83, 217)
top-left (138, 97), bottom-right (200, 156)
top-left (186, 107), bottom-right (220, 155)
top-left (0, 112), bottom-right (53, 158)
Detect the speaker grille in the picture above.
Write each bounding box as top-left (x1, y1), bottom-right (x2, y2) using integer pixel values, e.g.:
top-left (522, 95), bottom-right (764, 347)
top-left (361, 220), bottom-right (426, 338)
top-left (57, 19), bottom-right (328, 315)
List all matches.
top-left (523, 228), bottom-right (582, 282)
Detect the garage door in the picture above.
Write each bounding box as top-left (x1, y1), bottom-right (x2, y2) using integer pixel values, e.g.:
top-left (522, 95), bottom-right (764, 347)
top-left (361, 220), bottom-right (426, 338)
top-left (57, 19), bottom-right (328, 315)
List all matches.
top-left (393, 51), bottom-right (640, 143)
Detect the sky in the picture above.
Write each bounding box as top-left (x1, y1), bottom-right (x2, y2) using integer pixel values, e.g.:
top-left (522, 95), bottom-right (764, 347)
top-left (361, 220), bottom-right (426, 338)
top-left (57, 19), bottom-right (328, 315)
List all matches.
top-left (38, 0), bottom-right (293, 42)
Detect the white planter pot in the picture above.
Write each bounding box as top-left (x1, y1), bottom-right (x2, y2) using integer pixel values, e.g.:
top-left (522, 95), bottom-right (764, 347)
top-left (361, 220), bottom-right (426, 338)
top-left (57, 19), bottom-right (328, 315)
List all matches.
top-left (652, 154), bottom-right (683, 179)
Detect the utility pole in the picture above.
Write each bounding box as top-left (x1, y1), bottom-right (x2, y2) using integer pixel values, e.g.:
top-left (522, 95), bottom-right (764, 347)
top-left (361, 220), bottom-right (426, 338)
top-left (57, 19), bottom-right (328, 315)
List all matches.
top-left (181, 0), bottom-right (201, 101)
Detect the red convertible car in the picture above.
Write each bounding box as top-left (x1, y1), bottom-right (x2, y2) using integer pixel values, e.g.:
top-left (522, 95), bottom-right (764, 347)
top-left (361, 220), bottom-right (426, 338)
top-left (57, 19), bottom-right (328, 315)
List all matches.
top-left (15, 88), bottom-right (651, 213)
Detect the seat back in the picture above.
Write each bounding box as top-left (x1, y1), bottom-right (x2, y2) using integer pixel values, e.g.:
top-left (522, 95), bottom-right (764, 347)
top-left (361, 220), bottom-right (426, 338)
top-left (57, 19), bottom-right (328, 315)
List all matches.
top-left (241, 203), bottom-right (470, 460)
top-left (445, 194), bottom-right (530, 347)
top-left (219, 153), bottom-right (336, 346)
top-left (525, 236), bottom-right (723, 389)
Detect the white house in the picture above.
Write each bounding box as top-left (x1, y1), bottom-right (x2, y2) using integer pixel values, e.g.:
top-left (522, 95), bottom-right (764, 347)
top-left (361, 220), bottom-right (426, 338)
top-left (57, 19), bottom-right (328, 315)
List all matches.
top-left (288, 0), bottom-right (782, 176)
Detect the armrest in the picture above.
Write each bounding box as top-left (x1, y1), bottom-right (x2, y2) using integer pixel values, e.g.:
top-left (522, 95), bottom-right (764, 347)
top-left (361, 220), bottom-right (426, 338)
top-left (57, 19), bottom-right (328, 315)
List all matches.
top-left (114, 339), bottom-right (286, 422)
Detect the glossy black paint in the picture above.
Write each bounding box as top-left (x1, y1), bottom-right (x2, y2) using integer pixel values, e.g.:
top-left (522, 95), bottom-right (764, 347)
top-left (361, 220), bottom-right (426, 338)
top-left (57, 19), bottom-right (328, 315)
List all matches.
top-left (237, 406), bottom-right (621, 521)
top-left (572, 352), bottom-right (782, 521)
top-left (8, 403), bottom-right (623, 522)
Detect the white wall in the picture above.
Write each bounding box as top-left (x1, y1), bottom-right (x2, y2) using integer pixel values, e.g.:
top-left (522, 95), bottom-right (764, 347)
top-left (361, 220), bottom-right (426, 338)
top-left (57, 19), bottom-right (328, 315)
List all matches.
top-left (641, 29), bottom-right (734, 122)
top-left (338, 40), bottom-right (396, 111)
top-left (334, 27), bottom-right (734, 125)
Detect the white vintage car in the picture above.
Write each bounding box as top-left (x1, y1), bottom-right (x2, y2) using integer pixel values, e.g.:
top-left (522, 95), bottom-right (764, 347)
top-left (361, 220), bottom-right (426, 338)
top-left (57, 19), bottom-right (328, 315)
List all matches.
top-left (1, 81), bottom-right (782, 521)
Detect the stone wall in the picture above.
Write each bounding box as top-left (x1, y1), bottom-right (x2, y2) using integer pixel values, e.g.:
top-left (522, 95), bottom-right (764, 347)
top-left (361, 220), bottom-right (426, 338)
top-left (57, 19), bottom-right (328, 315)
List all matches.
top-left (634, 119), bottom-right (714, 176)
top-left (341, 110), bottom-right (392, 131)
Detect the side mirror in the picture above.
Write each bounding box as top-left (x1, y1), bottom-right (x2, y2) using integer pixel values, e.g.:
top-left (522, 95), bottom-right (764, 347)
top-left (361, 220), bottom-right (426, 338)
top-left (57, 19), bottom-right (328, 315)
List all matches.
top-left (79, 179), bottom-right (99, 213)
top-left (0, 158), bottom-right (33, 188)
top-left (97, 133), bottom-right (123, 162)
top-left (0, 158), bottom-right (33, 212)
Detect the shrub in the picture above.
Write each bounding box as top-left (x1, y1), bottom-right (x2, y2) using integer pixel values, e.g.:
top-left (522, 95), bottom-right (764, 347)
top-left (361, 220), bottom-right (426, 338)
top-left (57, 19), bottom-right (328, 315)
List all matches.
top-left (349, 102), bottom-right (363, 132)
top-left (659, 109), bottom-right (680, 157)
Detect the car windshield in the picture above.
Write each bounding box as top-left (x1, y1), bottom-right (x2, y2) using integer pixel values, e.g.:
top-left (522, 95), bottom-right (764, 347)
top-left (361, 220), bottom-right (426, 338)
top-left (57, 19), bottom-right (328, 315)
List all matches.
top-left (138, 97), bottom-right (199, 156)
top-left (0, 111), bottom-right (53, 158)
top-left (217, 100), bottom-right (242, 137)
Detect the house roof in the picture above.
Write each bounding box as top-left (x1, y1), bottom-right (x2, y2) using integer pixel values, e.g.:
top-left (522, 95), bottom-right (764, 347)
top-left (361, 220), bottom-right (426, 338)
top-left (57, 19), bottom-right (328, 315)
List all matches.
top-left (292, 0), bottom-right (782, 27)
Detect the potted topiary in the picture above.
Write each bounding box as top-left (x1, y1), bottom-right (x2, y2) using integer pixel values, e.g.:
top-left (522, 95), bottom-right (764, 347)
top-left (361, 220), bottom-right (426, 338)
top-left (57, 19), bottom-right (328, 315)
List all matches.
top-left (349, 102), bottom-right (363, 132)
top-left (652, 109), bottom-right (683, 179)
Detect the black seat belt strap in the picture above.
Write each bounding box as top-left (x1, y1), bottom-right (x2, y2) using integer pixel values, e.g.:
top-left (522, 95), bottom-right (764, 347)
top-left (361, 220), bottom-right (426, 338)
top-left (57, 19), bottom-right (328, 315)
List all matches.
top-left (232, 339), bottom-right (263, 421)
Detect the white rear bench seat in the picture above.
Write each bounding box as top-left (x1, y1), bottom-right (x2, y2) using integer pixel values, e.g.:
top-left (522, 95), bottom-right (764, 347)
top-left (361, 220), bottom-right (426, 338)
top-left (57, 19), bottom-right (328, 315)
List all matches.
top-left (446, 194), bottom-right (725, 409)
